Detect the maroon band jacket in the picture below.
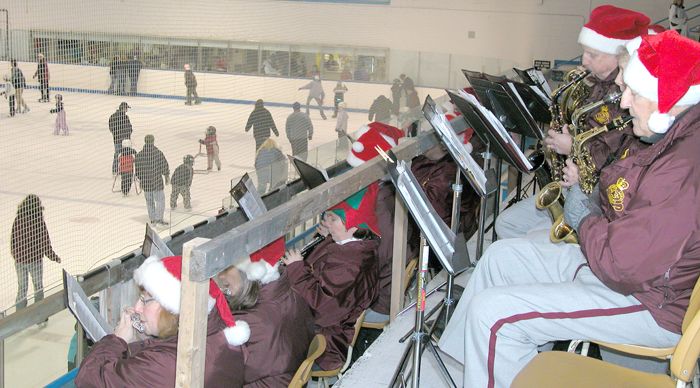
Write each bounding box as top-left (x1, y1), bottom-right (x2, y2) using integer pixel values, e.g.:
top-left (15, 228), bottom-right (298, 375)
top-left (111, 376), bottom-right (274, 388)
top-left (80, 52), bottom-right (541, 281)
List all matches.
top-left (75, 311), bottom-right (245, 387)
top-left (285, 237), bottom-right (379, 370)
top-left (235, 273), bottom-right (315, 387)
top-left (580, 103), bottom-right (700, 334)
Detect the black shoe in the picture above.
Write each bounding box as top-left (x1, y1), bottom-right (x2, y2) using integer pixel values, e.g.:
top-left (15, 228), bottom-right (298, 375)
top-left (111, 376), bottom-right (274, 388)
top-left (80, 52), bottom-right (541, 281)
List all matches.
top-left (158, 220), bottom-right (169, 226)
top-left (194, 100), bottom-right (202, 105)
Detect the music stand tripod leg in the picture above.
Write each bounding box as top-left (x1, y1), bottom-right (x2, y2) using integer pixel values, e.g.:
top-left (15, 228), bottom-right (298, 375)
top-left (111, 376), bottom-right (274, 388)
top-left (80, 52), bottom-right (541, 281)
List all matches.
top-left (390, 237), bottom-right (456, 388)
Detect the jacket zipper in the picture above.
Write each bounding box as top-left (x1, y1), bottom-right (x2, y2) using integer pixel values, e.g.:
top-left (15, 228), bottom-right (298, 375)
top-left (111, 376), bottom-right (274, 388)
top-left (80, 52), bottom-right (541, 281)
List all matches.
top-left (659, 268), bottom-right (672, 309)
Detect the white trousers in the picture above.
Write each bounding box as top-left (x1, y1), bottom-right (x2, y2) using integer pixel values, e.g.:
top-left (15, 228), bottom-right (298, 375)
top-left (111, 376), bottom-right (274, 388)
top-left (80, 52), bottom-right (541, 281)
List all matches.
top-left (438, 236), bottom-right (680, 388)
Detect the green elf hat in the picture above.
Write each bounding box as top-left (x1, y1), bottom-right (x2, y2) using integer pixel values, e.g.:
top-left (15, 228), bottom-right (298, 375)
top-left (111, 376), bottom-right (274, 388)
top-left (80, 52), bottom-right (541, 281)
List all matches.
top-left (327, 182), bottom-right (381, 236)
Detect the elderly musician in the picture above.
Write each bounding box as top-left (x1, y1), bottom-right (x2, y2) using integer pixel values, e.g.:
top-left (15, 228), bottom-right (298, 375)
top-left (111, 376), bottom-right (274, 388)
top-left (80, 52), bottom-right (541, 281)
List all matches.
top-left (438, 30), bottom-right (700, 388)
top-left (495, 5), bottom-right (651, 239)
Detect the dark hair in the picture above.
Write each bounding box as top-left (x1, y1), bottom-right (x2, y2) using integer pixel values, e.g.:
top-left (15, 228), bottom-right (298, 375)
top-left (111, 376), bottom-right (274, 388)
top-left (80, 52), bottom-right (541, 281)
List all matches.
top-left (225, 270), bottom-right (261, 311)
top-left (353, 228), bottom-right (379, 241)
top-left (17, 194), bottom-right (43, 218)
top-left (11, 59), bottom-right (17, 67)
top-left (255, 99), bottom-right (264, 109)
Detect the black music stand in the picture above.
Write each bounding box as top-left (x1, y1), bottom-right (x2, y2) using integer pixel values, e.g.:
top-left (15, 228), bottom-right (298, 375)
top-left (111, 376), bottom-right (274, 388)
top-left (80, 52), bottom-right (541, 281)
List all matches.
top-left (421, 95), bottom-right (497, 341)
top-left (382, 150), bottom-right (466, 388)
top-left (513, 67), bottom-right (553, 97)
top-left (448, 89), bottom-right (539, 248)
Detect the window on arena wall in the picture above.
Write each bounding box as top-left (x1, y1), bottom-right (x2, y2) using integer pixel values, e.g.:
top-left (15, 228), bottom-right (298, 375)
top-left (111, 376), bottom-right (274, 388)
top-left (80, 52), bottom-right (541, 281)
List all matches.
top-left (141, 39), bottom-right (171, 69)
top-left (25, 31), bottom-right (388, 82)
top-left (170, 43), bottom-right (199, 71)
top-left (229, 44), bottom-right (259, 75)
top-left (261, 45), bottom-right (290, 77)
top-left (200, 43), bottom-right (230, 72)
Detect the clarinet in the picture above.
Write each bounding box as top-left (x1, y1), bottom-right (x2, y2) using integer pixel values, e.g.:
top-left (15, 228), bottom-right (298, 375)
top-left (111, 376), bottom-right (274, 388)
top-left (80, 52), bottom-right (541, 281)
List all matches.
top-left (300, 234), bottom-right (326, 258)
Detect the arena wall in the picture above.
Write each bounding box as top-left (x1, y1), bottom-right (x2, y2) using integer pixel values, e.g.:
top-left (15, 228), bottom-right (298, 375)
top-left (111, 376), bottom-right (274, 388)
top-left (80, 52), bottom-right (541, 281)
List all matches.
top-left (2, 61), bottom-right (444, 110)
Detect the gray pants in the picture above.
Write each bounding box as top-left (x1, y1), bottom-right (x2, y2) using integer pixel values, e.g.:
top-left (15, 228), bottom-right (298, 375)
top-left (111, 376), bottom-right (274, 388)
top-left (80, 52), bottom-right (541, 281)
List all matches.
top-left (289, 137), bottom-right (308, 159)
top-left (170, 185), bottom-right (191, 209)
top-left (438, 234), bottom-right (680, 388)
top-left (15, 261), bottom-right (44, 309)
top-left (145, 190), bottom-right (165, 222)
top-left (494, 195), bottom-right (551, 239)
top-left (306, 96), bottom-right (326, 119)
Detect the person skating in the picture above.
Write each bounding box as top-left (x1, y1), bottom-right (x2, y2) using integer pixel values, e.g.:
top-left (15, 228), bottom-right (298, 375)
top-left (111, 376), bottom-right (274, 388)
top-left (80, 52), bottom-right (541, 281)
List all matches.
top-left (285, 102), bottom-right (313, 159)
top-left (245, 99), bottom-right (279, 151)
top-left (135, 134), bottom-right (170, 226)
top-left (33, 53), bottom-right (50, 102)
top-left (49, 94), bottom-right (68, 136)
top-left (108, 102), bottom-right (133, 175)
top-left (299, 75), bottom-right (327, 120)
top-left (184, 64), bottom-right (201, 105)
top-left (198, 126), bottom-right (221, 171)
top-left (118, 139), bottom-right (137, 196)
top-left (332, 80), bottom-right (348, 118)
top-left (0, 74), bottom-right (15, 117)
top-left (11, 59), bottom-right (29, 114)
top-left (170, 155), bottom-right (194, 210)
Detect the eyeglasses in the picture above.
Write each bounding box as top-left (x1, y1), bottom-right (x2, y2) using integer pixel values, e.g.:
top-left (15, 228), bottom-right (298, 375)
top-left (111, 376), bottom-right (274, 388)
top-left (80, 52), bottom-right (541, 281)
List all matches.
top-left (138, 295), bottom-right (156, 305)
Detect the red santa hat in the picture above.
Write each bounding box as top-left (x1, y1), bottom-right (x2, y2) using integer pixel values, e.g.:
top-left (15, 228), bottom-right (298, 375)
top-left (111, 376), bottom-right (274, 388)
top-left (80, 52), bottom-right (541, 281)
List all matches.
top-left (578, 5), bottom-right (651, 54)
top-left (235, 237), bottom-right (285, 285)
top-left (623, 31), bottom-right (700, 134)
top-left (327, 183), bottom-right (380, 236)
top-left (346, 122), bottom-right (404, 167)
top-left (133, 255), bottom-right (250, 346)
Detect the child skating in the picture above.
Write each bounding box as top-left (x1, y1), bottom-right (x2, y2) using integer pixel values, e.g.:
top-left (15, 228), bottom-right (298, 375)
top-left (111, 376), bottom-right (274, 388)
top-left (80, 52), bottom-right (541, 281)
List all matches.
top-left (198, 125), bottom-right (221, 171)
top-left (50, 94), bottom-right (68, 135)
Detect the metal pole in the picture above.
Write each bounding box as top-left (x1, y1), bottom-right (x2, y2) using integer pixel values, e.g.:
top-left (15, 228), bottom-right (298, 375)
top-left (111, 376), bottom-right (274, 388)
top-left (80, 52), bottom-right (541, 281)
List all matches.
top-left (492, 158), bottom-right (503, 242)
top-left (476, 142), bottom-right (492, 259)
top-left (410, 237), bottom-right (429, 388)
top-left (0, 10), bottom-right (9, 60)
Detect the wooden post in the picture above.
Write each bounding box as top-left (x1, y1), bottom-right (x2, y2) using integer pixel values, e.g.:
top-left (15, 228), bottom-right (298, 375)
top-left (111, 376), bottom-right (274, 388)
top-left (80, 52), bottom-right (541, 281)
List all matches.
top-left (175, 238), bottom-right (211, 388)
top-left (390, 194), bottom-right (409, 322)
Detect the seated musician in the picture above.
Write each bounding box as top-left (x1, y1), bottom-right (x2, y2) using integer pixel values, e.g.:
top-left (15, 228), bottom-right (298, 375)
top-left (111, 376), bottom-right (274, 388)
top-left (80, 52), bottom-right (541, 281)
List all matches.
top-left (75, 255), bottom-right (249, 388)
top-left (438, 31), bottom-right (700, 388)
top-left (345, 122), bottom-right (405, 324)
top-left (282, 185), bottom-right (381, 371)
top-left (214, 239), bottom-right (316, 387)
top-left (495, 5), bottom-right (651, 239)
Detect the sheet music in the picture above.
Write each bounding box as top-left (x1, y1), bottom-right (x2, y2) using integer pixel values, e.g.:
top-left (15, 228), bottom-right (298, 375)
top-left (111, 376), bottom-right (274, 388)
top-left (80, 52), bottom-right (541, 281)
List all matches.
top-left (526, 68), bottom-right (553, 96)
top-left (457, 89), bottom-right (533, 171)
top-left (429, 99), bottom-right (488, 194)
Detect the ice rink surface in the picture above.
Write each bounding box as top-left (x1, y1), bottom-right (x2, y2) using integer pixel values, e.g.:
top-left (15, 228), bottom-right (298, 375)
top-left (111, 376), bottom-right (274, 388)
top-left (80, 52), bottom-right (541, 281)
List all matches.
top-left (0, 86), bottom-right (371, 312)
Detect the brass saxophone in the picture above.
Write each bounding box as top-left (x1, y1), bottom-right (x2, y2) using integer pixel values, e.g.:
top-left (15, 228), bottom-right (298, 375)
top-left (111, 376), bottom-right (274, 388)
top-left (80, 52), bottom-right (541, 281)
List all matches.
top-left (569, 91), bottom-right (623, 136)
top-left (544, 68), bottom-right (591, 182)
top-left (535, 181), bottom-right (578, 244)
top-left (573, 114), bottom-right (633, 194)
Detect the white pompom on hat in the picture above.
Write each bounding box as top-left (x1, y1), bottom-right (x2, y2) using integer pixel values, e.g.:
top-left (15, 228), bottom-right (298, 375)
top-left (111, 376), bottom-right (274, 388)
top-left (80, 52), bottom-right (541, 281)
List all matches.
top-left (623, 31), bottom-right (700, 134)
top-left (234, 238), bottom-right (285, 285)
top-left (578, 5), bottom-right (651, 54)
top-left (133, 255), bottom-right (250, 346)
top-left (346, 122), bottom-right (404, 167)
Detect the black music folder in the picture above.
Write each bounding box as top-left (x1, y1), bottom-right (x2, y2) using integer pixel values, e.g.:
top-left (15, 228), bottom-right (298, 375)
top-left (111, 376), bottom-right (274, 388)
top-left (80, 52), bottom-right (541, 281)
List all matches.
top-left (513, 67), bottom-right (553, 97)
top-left (462, 69), bottom-right (548, 140)
top-left (448, 89), bottom-right (534, 174)
top-left (289, 155), bottom-right (329, 190)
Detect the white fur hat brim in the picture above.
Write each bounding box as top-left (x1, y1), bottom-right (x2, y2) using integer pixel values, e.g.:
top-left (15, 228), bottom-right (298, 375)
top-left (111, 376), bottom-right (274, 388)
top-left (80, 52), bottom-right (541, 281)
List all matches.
top-left (578, 26), bottom-right (629, 55)
top-left (133, 255), bottom-right (216, 315)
